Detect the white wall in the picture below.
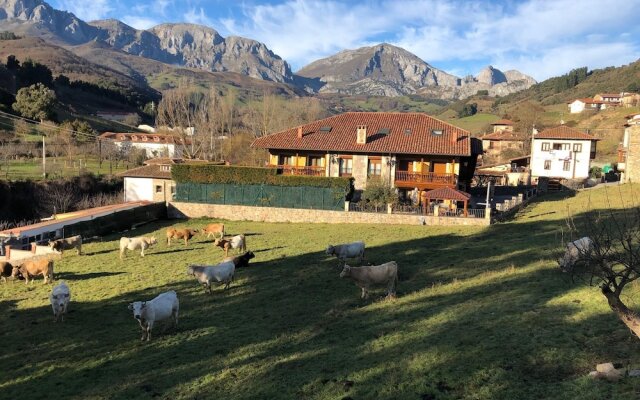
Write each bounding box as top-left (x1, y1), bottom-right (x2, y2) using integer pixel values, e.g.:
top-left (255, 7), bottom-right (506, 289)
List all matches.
top-left (116, 142), bottom-right (181, 158)
top-left (569, 101), bottom-right (585, 114)
top-left (124, 177), bottom-right (154, 202)
top-left (531, 139), bottom-right (593, 179)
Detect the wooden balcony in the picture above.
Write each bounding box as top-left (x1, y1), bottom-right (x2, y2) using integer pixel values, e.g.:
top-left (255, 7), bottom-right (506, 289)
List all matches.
top-left (270, 165), bottom-right (326, 177)
top-left (394, 170), bottom-right (457, 189)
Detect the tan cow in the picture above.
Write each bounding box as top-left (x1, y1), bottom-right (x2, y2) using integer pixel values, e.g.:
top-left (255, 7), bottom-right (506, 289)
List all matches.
top-left (202, 223), bottom-right (225, 240)
top-left (213, 235), bottom-right (246, 257)
top-left (120, 236), bottom-right (158, 260)
top-left (12, 258), bottom-right (54, 284)
top-left (166, 228), bottom-right (198, 246)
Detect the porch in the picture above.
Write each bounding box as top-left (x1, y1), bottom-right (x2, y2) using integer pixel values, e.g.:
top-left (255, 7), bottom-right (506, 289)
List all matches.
top-left (394, 170), bottom-right (457, 190)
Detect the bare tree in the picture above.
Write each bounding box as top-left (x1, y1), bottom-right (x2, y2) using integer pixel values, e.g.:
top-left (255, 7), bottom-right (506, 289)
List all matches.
top-left (561, 186), bottom-right (640, 338)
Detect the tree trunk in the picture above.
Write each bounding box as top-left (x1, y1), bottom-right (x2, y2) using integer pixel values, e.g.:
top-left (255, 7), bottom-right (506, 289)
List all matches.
top-left (602, 286), bottom-right (640, 338)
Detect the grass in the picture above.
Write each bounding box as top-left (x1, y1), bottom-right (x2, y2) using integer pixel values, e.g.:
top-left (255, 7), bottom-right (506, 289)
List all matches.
top-left (2, 184), bottom-right (640, 399)
top-left (440, 113), bottom-right (500, 134)
top-left (0, 157), bottom-right (129, 180)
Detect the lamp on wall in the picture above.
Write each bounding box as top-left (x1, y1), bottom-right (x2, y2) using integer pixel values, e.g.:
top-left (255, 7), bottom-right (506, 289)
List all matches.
top-left (387, 156), bottom-right (397, 167)
top-left (330, 154), bottom-right (339, 164)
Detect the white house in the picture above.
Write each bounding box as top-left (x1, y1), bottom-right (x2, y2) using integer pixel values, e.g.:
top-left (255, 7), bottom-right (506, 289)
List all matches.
top-left (531, 126), bottom-right (598, 181)
top-left (99, 132), bottom-right (190, 158)
top-left (568, 98), bottom-right (604, 114)
top-left (119, 158), bottom-right (211, 203)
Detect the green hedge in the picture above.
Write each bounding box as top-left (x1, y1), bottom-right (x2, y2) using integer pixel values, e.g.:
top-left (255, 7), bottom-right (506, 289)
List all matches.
top-left (172, 164), bottom-right (352, 190)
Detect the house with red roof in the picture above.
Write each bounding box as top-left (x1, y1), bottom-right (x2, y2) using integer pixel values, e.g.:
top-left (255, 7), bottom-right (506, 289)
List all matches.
top-left (530, 126), bottom-right (599, 181)
top-left (482, 119), bottom-right (525, 159)
top-left (568, 98), bottom-right (604, 114)
top-left (251, 112), bottom-right (482, 194)
top-left (99, 132), bottom-right (191, 158)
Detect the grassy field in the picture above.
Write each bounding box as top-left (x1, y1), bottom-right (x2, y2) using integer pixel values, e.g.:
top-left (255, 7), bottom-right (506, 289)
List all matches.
top-left (2, 184), bottom-right (640, 399)
top-left (0, 157), bottom-right (129, 180)
top-left (441, 113), bottom-right (501, 134)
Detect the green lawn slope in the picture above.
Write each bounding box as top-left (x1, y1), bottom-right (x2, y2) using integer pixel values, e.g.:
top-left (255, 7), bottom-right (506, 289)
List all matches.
top-left (2, 183), bottom-right (640, 399)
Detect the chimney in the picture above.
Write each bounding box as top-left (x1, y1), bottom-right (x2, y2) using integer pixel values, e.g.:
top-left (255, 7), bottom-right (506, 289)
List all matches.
top-left (297, 126), bottom-right (303, 139)
top-left (356, 125), bottom-right (367, 144)
top-left (532, 126), bottom-right (538, 136)
top-left (451, 131), bottom-right (459, 142)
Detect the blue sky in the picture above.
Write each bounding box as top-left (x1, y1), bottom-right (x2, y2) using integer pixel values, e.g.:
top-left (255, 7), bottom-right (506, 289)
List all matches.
top-left (51, 0), bottom-right (640, 81)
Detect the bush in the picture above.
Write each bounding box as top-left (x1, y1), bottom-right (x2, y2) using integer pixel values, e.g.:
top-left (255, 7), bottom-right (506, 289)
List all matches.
top-left (361, 177), bottom-right (398, 208)
top-left (172, 164), bottom-right (353, 190)
top-left (589, 166), bottom-right (602, 178)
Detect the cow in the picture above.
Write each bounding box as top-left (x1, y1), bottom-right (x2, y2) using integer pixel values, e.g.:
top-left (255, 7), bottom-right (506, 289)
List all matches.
top-left (326, 241), bottom-right (365, 266)
top-left (166, 228), bottom-right (198, 246)
top-left (12, 258), bottom-right (54, 284)
top-left (202, 223), bottom-right (225, 240)
top-left (558, 237), bottom-right (594, 272)
top-left (187, 261), bottom-right (235, 294)
top-left (128, 290), bottom-right (179, 341)
top-left (223, 251), bottom-right (255, 268)
top-left (1, 261), bottom-right (13, 283)
top-left (213, 235), bottom-right (246, 257)
top-left (119, 236), bottom-right (158, 260)
top-left (340, 261), bottom-right (398, 300)
top-left (49, 235), bottom-right (83, 256)
top-left (49, 281), bottom-right (71, 322)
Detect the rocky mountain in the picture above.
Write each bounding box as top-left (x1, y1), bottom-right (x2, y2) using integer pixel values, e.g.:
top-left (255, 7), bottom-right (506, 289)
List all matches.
top-left (0, 0), bottom-right (295, 83)
top-left (297, 45), bottom-right (536, 98)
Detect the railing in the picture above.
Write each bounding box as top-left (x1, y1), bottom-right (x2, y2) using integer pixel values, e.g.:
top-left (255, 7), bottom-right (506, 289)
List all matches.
top-left (394, 171), bottom-right (457, 185)
top-left (270, 165), bottom-right (326, 176)
top-left (347, 202), bottom-right (484, 218)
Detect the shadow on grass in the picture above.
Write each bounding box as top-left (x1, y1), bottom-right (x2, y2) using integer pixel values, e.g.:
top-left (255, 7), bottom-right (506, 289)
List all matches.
top-left (1, 211), bottom-right (639, 400)
top-left (56, 271), bottom-right (125, 281)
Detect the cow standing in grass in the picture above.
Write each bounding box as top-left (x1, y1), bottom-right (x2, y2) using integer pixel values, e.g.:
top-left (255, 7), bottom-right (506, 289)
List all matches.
top-left (166, 228), bottom-right (198, 246)
top-left (187, 261), bottom-right (236, 293)
top-left (49, 282), bottom-right (71, 322)
top-left (128, 290), bottom-right (179, 341)
top-left (49, 235), bottom-right (83, 256)
top-left (12, 258), bottom-right (54, 284)
top-left (558, 237), bottom-right (594, 272)
top-left (340, 261), bottom-right (398, 299)
top-left (120, 237), bottom-right (158, 260)
top-left (326, 241), bottom-right (365, 266)
top-left (202, 223), bottom-right (225, 240)
top-left (214, 235), bottom-right (246, 257)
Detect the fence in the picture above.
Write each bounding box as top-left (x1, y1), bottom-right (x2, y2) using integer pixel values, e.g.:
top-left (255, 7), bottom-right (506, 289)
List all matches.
top-left (64, 203), bottom-right (167, 238)
top-left (175, 183), bottom-right (345, 211)
top-left (348, 202), bottom-right (486, 219)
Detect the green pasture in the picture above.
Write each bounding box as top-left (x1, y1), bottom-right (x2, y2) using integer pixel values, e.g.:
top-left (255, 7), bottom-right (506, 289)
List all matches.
top-left (1, 184), bottom-right (640, 399)
top-left (0, 157), bottom-right (129, 180)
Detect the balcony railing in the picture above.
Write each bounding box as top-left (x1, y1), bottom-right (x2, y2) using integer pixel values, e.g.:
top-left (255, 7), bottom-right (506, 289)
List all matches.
top-left (270, 165), bottom-right (326, 176)
top-left (394, 171), bottom-right (457, 185)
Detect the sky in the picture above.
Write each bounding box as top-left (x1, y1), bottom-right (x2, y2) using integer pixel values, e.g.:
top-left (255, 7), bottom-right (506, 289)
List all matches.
top-left (50, 0), bottom-right (640, 81)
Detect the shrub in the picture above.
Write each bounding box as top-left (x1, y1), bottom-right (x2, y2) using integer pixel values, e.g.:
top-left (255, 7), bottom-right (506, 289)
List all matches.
top-left (361, 177), bottom-right (398, 208)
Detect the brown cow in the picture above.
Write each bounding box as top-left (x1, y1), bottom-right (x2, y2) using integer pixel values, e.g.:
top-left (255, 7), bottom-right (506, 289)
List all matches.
top-left (202, 223), bottom-right (225, 239)
top-left (166, 228), bottom-right (199, 246)
top-left (213, 235), bottom-right (246, 257)
top-left (12, 258), bottom-right (54, 284)
top-left (1, 261), bottom-right (13, 282)
top-left (49, 235), bottom-right (83, 256)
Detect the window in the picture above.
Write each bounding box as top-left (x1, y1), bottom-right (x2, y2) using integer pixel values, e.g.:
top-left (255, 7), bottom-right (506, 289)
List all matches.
top-left (553, 143), bottom-right (570, 150)
top-left (280, 155), bottom-right (294, 165)
top-left (308, 156), bottom-right (324, 167)
top-left (155, 185), bottom-right (163, 193)
top-left (488, 141), bottom-right (495, 149)
top-left (170, 186), bottom-right (176, 194)
top-left (368, 159), bottom-right (382, 176)
top-left (573, 143), bottom-right (582, 153)
top-left (563, 160), bottom-right (571, 171)
top-left (544, 160), bottom-right (551, 170)
top-left (339, 158), bottom-right (353, 176)
top-left (541, 142), bottom-right (550, 151)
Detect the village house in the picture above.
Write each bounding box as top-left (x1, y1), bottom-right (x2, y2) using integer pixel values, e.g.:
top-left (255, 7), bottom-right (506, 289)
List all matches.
top-left (99, 132), bottom-right (190, 158)
top-left (593, 93), bottom-right (623, 105)
top-left (530, 126), bottom-right (598, 183)
top-left (481, 119), bottom-right (525, 159)
top-left (251, 112), bottom-right (482, 197)
top-left (119, 158), bottom-right (210, 203)
top-left (618, 115), bottom-right (640, 183)
top-left (568, 98), bottom-right (604, 114)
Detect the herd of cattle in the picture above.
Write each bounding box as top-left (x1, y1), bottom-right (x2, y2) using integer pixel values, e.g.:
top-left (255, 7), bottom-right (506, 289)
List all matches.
top-left (1, 223), bottom-right (410, 341)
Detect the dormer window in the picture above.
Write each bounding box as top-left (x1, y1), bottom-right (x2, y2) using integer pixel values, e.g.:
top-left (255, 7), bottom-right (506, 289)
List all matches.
top-left (142, 136), bottom-right (148, 142)
top-left (431, 130), bottom-right (443, 136)
top-left (153, 136), bottom-right (160, 142)
top-left (131, 135), bottom-right (138, 141)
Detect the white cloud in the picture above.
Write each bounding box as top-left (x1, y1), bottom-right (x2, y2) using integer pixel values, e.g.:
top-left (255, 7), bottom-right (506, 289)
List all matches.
top-left (220, 0), bottom-right (640, 79)
top-left (184, 7), bottom-right (212, 26)
top-left (122, 16), bottom-right (160, 30)
top-left (57, 0), bottom-right (114, 21)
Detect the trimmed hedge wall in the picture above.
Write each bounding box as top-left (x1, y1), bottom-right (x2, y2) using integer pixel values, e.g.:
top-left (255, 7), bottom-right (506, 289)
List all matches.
top-left (172, 164), bottom-right (352, 190)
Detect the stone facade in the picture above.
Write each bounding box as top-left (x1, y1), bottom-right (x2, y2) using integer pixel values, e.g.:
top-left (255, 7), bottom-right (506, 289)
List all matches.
top-left (623, 126), bottom-right (640, 183)
top-left (169, 202), bottom-right (490, 226)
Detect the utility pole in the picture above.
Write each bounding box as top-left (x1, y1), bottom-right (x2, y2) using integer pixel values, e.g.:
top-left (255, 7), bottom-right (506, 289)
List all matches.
top-left (42, 135), bottom-right (46, 178)
top-left (98, 139), bottom-right (102, 169)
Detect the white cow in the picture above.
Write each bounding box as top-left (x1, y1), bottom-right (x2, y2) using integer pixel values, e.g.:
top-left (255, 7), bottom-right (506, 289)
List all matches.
top-left (340, 261), bottom-right (398, 299)
top-left (187, 261), bottom-right (235, 294)
top-left (49, 281), bottom-right (71, 322)
top-left (326, 241), bottom-right (365, 266)
top-left (120, 236), bottom-right (158, 260)
top-left (558, 237), bottom-right (594, 271)
top-left (128, 290), bottom-right (179, 341)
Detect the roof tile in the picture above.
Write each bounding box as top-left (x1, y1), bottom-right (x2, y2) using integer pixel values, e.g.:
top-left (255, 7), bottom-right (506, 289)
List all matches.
top-left (534, 126), bottom-right (599, 141)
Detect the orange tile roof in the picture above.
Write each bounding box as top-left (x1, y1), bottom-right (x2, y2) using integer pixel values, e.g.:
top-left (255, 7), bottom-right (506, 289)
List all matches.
top-left (424, 187), bottom-right (471, 201)
top-left (99, 132), bottom-right (191, 145)
top-left (119, 165), bottom-right (172, 179)
top-left (490, 119), bottom-right (514, 126)
top-left (252, 112), bottom-right (480, 157)
top-left (534, 126), bottom-right (599, 140)
top-left (568, 98), bottom-right (603, 105)
top-left (482, 130), bottom-right (525, 141)
top-left (597, 93), bottom-right (622, 98)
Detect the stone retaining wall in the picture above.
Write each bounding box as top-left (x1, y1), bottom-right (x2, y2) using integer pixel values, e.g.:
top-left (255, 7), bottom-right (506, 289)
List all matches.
top-left (169, 202), bottom-right (490, 226)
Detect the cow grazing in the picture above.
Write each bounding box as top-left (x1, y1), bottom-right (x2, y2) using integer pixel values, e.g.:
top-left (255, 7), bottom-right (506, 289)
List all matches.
top-left (558, 237), bottom-right (594, 272)
top-left (187, 261), bottom-right (235, 294)
top-left (49, 282), bottom-right (71, 322)
top-left (326, 241), bottom-right (365, 266)
top-left (223, 251), bottom-right (255, 268)
top-left (12, 258), bottom-right (54, 284)
top-left (213, 234), bottom-right (246, 257)
top-left (120, 236), bottom-right (158, 260)
top-left (128, 290), bottom-right (179, 341)
top-left (340, 261), bottom-right (398, 299)
top-left (1, 261), bottom-right (13, 283)
top-left (49, 235), bottom-right (82, 255)
top-left (166, 228), bottom-right (198, 246)
top-left (202, 223), bottom-right (225, 239)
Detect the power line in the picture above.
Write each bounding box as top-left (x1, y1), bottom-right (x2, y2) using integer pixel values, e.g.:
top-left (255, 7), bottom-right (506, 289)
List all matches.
top-left (0, 110), bottom-right (99, 141)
